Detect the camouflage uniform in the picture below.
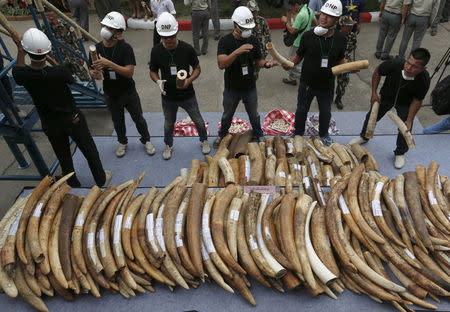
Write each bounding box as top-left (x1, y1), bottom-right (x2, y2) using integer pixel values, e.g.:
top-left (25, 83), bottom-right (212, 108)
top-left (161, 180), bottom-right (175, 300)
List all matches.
top-left (252, 15), bottom-right (271, 80)
top-left (44, 20), bottom-right (90, 81)
top-left (335, 31), bottom-right (357, 100)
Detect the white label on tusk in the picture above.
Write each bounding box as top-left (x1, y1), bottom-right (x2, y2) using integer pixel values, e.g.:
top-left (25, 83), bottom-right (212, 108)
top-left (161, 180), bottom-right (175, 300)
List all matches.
top-left (339, 195), bottom-right (350, 214)
top-left (279, 171), bottom-right (286, 178)
top-left (371, 200), bottom-right (383, 216)
top-left (202, 213), bottom-right (209, 231)
top-left (33, 203), bottom-right (44, 217)
top-left (267, 147), bottom-right (273, 156)
top-left (124, 215), bottom-right (133, 230)
top-left (175, 234), bottom-right (183, 247)
top-left (204, 234), bottom-right (215, 252)
top-left (9, 212), bottom-right (22, 236)
top-left (302, 177), bottom-right (310, 189)
top-left (438, 175), bottom-right (442, 190)
top-left (317, 182), bottom-right (325, 205)
top-left (404, 248), bottom-right (415, 259)
top-left (310, 164), bottom-right (318, 177)
top-left (375, 182), bottom-right (384, 194)
top-left (294, 164), bottom-right (301, 170)
top-left (201, 245), bottom-right (210, 260)
top-left (249, 235), bottom-right (258, 250)
top-left (428, 191), bottom-right (438, 206)
top-left (245, 160), bottom-right (250, 181)
top-left (175, 213), bottom-right (183, 233)
top-left (286, 142), bottom-right (294, 151)
top-left (75, 211), bottom-right (85, 227)
top-left (156, 218), bottom-right (165, 251)
top-left (87, 232), bottom-right (95, 249)
top-left (264, 226), bottom-right (272, 239)
top-left (229, 209), bottom-right (240, 221)
top-left (98, 229), bottom-right (106, 257)
top-left (307, 156), bottom-right (312, 164)
top-left (146, 213), bottom-right (154, 242)
top-left (113, 215), bottom-right (123, 244)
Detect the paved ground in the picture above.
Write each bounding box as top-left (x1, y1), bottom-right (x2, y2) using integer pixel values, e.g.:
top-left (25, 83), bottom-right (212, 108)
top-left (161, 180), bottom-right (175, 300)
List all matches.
top-left (0, 15), bottom-right (449, 215)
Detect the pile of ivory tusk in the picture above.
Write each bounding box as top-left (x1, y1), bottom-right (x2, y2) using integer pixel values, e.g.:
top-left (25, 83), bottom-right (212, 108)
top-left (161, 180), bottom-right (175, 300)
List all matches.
top-left (1, 157), bottom-right (450, 311)
top-left (181, 133), bottom-right (379, 188)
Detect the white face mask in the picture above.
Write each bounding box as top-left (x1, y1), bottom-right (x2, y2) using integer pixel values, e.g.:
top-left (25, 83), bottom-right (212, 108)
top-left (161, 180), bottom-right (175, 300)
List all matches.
top-left (100, 27), bottom-right (113, 40)
top-left (314, 26), bottom-right (329, 36)
top-left (241, 29), bottom-right (252, 38)
top-left (402, 70), bottom-right (414, 80)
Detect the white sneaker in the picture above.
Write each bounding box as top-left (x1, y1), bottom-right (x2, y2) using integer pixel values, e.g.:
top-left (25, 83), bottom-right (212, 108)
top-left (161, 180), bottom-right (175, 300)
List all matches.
top-left (163, 145), bottom-right (173, 160)
top-left (103, 170), bottom-right (112, 187)
top-left (145, 141), bottom-right (155, 156)
top-left (201, 140), bottom-right (211, 155)
top-left (348, 136), bottom-right (368, 145)
top-left (394, 155), bottom-right (405, 169)
top-left (116, 143), bottom-right (127, 158)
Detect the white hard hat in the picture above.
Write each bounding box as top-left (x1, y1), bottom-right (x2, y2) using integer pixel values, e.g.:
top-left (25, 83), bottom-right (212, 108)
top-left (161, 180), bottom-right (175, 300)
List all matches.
top-left (101, 11), bottom-right (126, 30)
top-left (231, 6), bottom-right (255, 29)
top-left (156, 12), bottom-right (178, 36)
top-left (21, 28), bottom-right (51, 55)
top-left (320, 0), bottom-right (342, 17)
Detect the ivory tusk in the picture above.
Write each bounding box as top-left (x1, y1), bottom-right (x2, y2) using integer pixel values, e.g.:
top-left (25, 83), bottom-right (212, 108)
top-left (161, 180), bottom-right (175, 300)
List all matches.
top-left (176, 69), bottom-right (187, 89)
top-left (266, 42), bottom-right (294, 68)
top-left (331, 60), bottom-right (369, 75)
top-left (387, 110), bottom-right (416, 149)
top-left (364, 101), bottom-right (380, 139)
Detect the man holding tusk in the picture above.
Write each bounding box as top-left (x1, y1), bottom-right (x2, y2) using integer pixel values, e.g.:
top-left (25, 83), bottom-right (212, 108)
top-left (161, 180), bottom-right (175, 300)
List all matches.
top-left (12, 28), bottom-right (111, 187)
top-left (90, 11), bottom-right (155, 159)
top-left (214, 6), bottom-right (277, 149)
top-left (282, 0), bottom-right (347, 146)
top-left (149, 12), bottom-right (210, 160)
top-left (349, 48), bottom-right (431, 169)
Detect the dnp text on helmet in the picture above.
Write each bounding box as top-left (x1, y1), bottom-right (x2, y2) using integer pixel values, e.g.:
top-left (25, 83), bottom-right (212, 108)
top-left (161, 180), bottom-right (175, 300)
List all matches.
top-left (324, 3), bottom-right (337, 10)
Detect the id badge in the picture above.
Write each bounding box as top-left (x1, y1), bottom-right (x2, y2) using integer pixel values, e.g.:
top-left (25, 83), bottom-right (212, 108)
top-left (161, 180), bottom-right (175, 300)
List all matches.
top-left (170, 66), bottom-right (177, 75)
top-left (108, 69), bottom-right (117, 80)
top-left (321, 58), bottom-right (328, 68)
top-left (242, 65), bottom-right (248, 76)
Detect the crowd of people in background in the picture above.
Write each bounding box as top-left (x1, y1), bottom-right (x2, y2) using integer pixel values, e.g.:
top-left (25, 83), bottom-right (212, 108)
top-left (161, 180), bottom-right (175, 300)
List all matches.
top-left (3, 0), bottom-right (449, 187)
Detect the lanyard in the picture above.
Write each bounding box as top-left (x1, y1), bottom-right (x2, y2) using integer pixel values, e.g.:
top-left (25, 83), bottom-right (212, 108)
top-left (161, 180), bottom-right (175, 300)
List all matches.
top-left (394, 74), bottom-right (410, 106)
top-left (101, 43), bottom-right (118, 62)
top-left (167, 48), bottom-right (177, 66)
top-left (234, 37), bottom-right (249, 66)
top-left (318, 34), bottom-right (335, 58)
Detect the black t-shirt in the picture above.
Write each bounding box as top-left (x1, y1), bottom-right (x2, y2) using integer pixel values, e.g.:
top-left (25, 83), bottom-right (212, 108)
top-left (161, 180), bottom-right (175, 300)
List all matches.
top-left (149, 40), bottom-right (198, 101)
top-left (296, 30), bottom-right (346, 90)
top-left (217, 33), bottom-right (262, 91)
top-left (95, 40), bottom-right (137, 97)
top-left (378, 57), bottom-right (430, 106)
top-left (12, 64), bottom-right (76, 123)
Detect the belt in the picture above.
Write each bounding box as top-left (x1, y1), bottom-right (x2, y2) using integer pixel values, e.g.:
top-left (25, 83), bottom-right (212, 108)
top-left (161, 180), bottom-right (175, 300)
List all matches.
top-left (384, 10), bottom-right (401, 15)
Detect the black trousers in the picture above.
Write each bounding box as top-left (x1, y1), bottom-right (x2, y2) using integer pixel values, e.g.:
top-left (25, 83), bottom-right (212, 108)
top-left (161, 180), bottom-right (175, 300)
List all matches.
top-left (106, 90), bottom-right (150, 145)
top-left (44, 111), bottom-right (106, 187)
top-left (360, 97), bottom-right (412, 155)
top-left (294, 82), bottom-right (334, 137)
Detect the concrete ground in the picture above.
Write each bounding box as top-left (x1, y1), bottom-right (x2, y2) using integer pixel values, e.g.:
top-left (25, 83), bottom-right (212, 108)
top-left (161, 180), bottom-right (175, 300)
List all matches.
top-left (0, 15), bottom-right (449, 215)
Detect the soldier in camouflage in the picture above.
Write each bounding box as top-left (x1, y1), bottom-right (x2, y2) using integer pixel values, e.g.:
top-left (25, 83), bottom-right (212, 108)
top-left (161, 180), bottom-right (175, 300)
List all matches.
top-left (334, 15), bottom-right (358, 110)
top-left (247, 0), bottom-right (271, 80)
top-left (44, 12), bottom-right (90, 82)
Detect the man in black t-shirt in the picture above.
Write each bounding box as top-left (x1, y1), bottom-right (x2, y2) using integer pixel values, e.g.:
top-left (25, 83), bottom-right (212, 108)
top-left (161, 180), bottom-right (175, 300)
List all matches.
top-left (284, 0), bottom-right (346, 146)
top-left (349, 48), bottom-right (431, 169)
top-left (12, 28), bottom-right (110, 187)
top-left (214, 6), bottom-right (277, 148)
top-left (149, 12), bottom-right (210, 160)
top-left (90, 11), bottom-right (154, 159)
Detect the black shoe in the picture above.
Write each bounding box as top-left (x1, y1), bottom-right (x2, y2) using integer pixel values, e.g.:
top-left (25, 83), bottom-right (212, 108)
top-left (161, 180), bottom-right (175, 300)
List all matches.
top-left (380, 54), bottom-right (390, 60)
top-left (335, 97), bottom-right (343, 110)
top-left (374, 52), bottom-right (381, 59)
top-left (195, 50), bottom-right (201, 56)
top-left (282, 78), bottom-right (297, 86)
top-left (214, 34), bottom-right (221, 41)
top-left (202, 51), bottom-right (207, 55)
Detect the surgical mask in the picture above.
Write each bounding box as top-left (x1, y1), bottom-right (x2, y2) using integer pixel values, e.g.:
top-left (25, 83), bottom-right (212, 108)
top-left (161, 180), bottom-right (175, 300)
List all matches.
top-left (314, 26), bottom-right (329, 36)
top-left (100, 27), bottom-right (113, 40)
top-left (402, 70), bottom-right (414, 80)
top-left (241, 29), bottom-right (252, 38)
